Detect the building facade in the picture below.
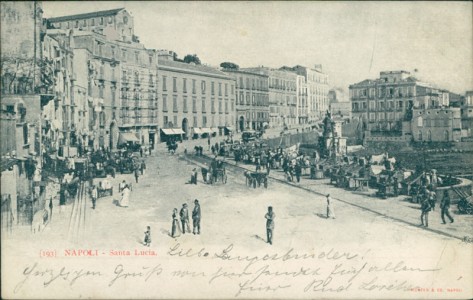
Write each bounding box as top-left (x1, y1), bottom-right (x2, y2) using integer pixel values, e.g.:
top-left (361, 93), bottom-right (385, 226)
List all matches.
top-left (328, 88), bottom-right (351, 120)
top-left (411, 107), bottom-right (462, 142)
top-left (158, 51), bottom-right (236, 139)
top-left (223, 69), bottom-right (269, 132)
top-left (242, 67), bottom-right (298, 129)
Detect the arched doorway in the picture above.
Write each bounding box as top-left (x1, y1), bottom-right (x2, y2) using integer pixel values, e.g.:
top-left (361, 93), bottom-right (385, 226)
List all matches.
top-left (239, 116), bottom-right (245, 132)
top-left (182, 118), bottom-right (188, 139)
top-left (444, 130), bottom-right (449, 141)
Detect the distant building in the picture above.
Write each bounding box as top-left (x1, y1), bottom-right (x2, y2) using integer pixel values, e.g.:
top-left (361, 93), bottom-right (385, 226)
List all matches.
top-left (461, 91), bottom-right (473, 138)
top-left (47, 8), bottom-right (136, 43)
top-left (350, 70), bottom-right (463, 143)
top-left (328, 88), bottom-right (351, 119)
top-left (241, 67), bottom-right (298, 128)
top-left (223, 69), bottom-right (269, 132)
top-left (158, 50), bottom-right (236, 139)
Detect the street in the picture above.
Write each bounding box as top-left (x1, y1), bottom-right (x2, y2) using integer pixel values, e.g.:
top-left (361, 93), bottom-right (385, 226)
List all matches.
top-left (2, 139), bottom-right (473, 299)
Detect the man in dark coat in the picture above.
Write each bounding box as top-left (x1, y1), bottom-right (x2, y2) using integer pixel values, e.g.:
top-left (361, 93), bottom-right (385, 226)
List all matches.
top-left (265, 206), bottom-right (275, 245)
top-left (420, 197), bottom-right (431, 227)
top-left (180, 203), bottom-right (190, 234)
top-left (440, 190), bottom-right (454, 224)
top-left (295, 163), bottom-right (302, 183)
top-left (192, 199), bottom-right (201, 234)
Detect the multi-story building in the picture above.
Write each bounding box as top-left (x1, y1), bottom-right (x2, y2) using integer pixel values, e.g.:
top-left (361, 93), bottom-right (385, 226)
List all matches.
top-left (47, 8), bottom-right (159, 149)
top-left (242, 67), bottom-right (298, 129)
top-left (350, 70), bottom-right (463, 142)
top-left (286, 65), bottom-right (329, 122)
top-left (223, 69), bottom-right (269, 132)
top-left (47, 8), bottom-right (135, 43)
top-left (460, 91), bottom-right (473, 138)
top-left (158, 50), bottom-right (236, 139)
top-left (328, 88), bottom-right (351, 120)
top-left (296, 75), bottom-right (308, 124)
top-left (71, 30), bottom-right (158, 149)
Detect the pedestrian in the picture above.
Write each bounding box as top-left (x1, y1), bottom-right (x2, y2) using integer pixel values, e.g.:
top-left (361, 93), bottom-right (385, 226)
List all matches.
top-left (171, 208), bottom-right (181, 238)
top-left (211, 145), bottom-right (215, 155)
top-left (207, 137), bottom-right (211, 150)
top-left (140, 147), bottom-right (143, 157)
top-left (265, 206), bottom-right (275, 245)
top-left (428, 189), bottom-right (437, 211)
top-left (440, 190), bottom-right (454, 224)
top-left (180, 203), bottom-right (190, 234)
top-left (295, 163), bottom-right (302, 183)
top-left (120, 184), bottom-right (130, 207)
top-left (48, 197), bottom-right (53, 221)
top-left (420, 196), bottom-right (431, 227)
top-left (192, 199), bottom-right (201, 235)
top-left (149, 147), bottom-right (152, 156)
top-left (326, 194), bottom-right (335, 219)
top-left (143, 226), bottom-right (151, 246)
top-left (140, 160), bottom-right (146, 175)
top-left (134, 167), bottom-right (140, 183)
top-left (119, 180), bottom-right (126, 193)
top-left (193, 168), bottom-right (198, 185)
top-left (91, 185), bottom-right (98, 209)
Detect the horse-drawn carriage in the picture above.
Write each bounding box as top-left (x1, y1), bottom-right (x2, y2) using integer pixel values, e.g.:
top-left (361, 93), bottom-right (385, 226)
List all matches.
top-left (244, 171), bottom-right (268, 188)
top-left (208, 158), bottom-right (227, 184)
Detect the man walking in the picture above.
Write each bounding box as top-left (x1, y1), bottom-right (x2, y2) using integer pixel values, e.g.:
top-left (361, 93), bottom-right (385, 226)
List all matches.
top-left (326, 194), bottom-right (335, 219)
top-left (265, 206), bottom-right (275, 245)
top-left (180, 203), bottom-right (190, 234)
top-left (440, 190), bottom-right (454, 224)
top-left (420, 197), bottom-right (431, 227)
top-left (192, 199), bottom-right (201, 234)
top-left (134, 167), bottom-right (140, 183)
top-left (91, 185), bottom-right (98, 209)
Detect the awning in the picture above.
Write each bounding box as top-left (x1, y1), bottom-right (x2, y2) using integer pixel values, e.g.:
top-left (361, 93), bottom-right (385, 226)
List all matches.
top-left (161, 128), bottom-right (175, 135)
top-left (193, 128), bottom-right (203, 134)
top-left (225, 126), bottom-right (234, 131)
top-left (118, 132), bottom-right (140, 145)
top-left (173, 128), bottom-right (185, 134)
top-left (201, 128), bottom-right (212, 134)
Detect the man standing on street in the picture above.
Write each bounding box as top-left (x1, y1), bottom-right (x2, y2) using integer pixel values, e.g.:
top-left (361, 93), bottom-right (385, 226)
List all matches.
top-left (180, 203), bottom-right (190, 234)
top-left (326, 194), bottom-right (335, 219)
top-left (440, 190), bottom-right (454, 224)
top-left (192, 199), bottom-right (201, 234)
top-left (420, 196), bottom-right (431, 227)
top-left (91, 185), bottom-right (98, 209)
top-left (134, 167), bottom-right (140, 183)
top-left (49, 197), bottom-right (53, 221)
top-left (265, 206), bottom-right (275, 245)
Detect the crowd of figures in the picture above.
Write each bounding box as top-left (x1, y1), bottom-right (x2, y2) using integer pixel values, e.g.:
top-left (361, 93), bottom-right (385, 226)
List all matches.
top-left (170, 199), bottom-right (202, 237)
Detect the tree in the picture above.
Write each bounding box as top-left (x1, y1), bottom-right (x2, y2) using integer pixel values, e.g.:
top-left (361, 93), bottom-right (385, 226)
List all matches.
top-left (183, 54), bottom-right (201, 65)
top-left (220, 62), bottom-right (239, 70)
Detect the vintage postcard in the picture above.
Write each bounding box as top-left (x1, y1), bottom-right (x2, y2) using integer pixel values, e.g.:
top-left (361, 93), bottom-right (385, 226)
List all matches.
top-left (1, 1), bottom-right (472, 299)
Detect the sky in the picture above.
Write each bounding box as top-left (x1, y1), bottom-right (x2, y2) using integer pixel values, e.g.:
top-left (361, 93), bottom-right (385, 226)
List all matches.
top-left (43, 1), bottom-right (473, 94)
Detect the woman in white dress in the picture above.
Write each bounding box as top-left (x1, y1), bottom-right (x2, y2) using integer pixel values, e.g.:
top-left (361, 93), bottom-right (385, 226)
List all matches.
top-left (120, 185), bottom-right (130, 207)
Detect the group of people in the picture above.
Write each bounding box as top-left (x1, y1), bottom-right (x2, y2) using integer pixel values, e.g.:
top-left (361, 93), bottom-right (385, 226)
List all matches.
top-left (420, 189), bottom-right (454, 227)
top-left (171, 200), bottom-right (201, 237)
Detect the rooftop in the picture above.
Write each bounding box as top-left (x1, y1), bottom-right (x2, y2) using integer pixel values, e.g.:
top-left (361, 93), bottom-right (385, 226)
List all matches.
top-left (158, 59), bottom-right (231, 78)
top-left (47, 8), bottom-right (125, 23)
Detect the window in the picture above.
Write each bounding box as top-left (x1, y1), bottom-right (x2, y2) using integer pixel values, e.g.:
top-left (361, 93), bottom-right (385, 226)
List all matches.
top-left (135, 51), bottom-right (139, 63)
top-left (163, 116), bottom-right (168, 127)
top-left (108, 16), bottom-right (113, 24)
top-left (201, 97), bottom-right (206, 113)
top-left (162, 95), bottom-right (168, 112)
top-left (173, 96), bottom-right (178, 112)
top-left (193, 116), bottom-right (197, 127)
top-left (183, 78), bottom-right (187, 93)
top-left (239, 77), bottom-right (244, 88)
top-left (240, 92), bottom-right (244, 105)
top-left (111, 46), bottom-right (115, 58)
top-left (100, 17), bottom-right (104, 25)
top-left (219, 100), bottom-right (222, 113)
top-left (201, 81), bottom-right (206, 94)
top-left (122, 49), bottom-right (127, 61)
top-left (211, 99), bottom-right (215, 113)
top-left (369, 113), bottom-right (376, 121)
top-left (173, 77), bottom-right (177, 92)
top-left (149, 54), bottom-right (153, 65)
top-left (225, 83), bottom-right (228, 96)
top-left (211, 82), bottom-right (215, 95)
top-left (252, 95), bottom-right (255, 105)
top-left (246, 93), bottom-right (250, 105)
top-left (192, 97), bottom-right (197, 113)
top-left (162, 76), bottom-right (167, 91)
top-left (231, 84), bottom-right (234, 95)
top-left (91, 18), bottom-right (95, 26)
top-left (202, 116), bottom-right (207, 127)
top-left (173, 116), bottom-right (178, 127)
top-left (183, 96), bottom-right (188, 112)
top-left (417, 116), bottom-right (423, 127)
top-left (369, 101), bottom-right (376, 110)
top-left (83, 19), bottom-right (87, 26)
top-left (218, 83), bottom-right (222, 96)
top-left (225, 100), bottom-right (228, 113)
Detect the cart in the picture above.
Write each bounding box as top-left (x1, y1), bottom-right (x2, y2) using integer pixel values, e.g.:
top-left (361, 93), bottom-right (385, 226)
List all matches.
top-left (246, 171), bottom-right (268, 188)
